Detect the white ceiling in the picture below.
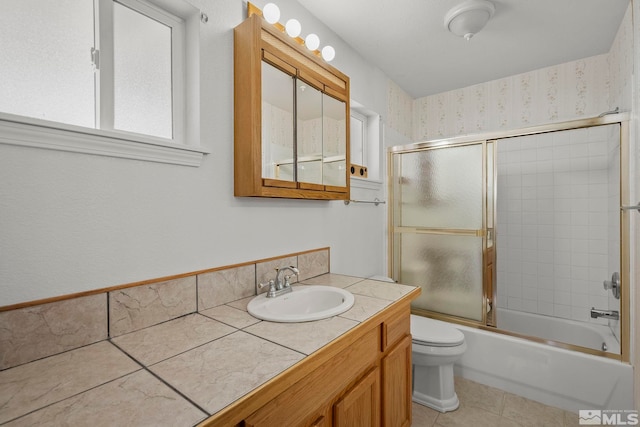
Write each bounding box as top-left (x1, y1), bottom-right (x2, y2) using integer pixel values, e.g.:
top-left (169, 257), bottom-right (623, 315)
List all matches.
top-left (295, 0), bottom-right (630, 99)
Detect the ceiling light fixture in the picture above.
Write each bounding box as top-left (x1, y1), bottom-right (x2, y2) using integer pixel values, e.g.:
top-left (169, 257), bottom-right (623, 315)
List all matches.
top-left (444, 0), bottom-right (495, 41)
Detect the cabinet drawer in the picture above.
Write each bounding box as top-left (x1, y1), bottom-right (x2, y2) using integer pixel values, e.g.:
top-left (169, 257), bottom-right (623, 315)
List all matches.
top-left (382, 307), bottom-right (410, 352)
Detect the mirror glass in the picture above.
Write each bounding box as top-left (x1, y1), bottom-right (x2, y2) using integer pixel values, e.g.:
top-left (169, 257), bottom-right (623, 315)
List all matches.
top-left (323, 94), bottom-right (347, 187)
top-left (296, 79), bottom-right (323, 184)
top-left (262, 61), bottom-right (294, 181)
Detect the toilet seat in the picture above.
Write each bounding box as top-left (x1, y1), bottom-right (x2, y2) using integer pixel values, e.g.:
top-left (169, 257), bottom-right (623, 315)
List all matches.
top-left (411, 315), bottom-right (465, 347)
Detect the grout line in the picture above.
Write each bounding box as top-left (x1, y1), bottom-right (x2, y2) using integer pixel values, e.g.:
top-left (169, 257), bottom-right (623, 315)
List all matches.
top-left (109, 338), bottom-right (211, 416)
top-left (106, 292), bottom-right (110, 338)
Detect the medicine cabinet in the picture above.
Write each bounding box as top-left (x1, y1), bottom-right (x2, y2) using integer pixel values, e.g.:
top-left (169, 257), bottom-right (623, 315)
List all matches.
top-left (234, 13), bottom-right (350, 200)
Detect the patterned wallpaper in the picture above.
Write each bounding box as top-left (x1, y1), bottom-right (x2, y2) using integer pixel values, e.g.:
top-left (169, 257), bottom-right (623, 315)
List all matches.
top-left (386, 79), bottom-right (414, 141)
top-left (383, 3), bottom-right (633, 142)
top-left (414, 54), bottom-right (612, 141)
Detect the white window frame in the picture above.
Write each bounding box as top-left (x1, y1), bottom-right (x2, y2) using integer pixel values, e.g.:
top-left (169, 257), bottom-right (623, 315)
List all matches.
top-left (350, 102), bottom-right (382, 185)
top-left (350, 110), bottom-right (368, 168)
top-left (0, 0), bottom-right (206, 166)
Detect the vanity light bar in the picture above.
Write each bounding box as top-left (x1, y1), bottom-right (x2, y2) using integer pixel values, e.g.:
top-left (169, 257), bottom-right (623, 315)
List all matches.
top-left (247, 2), bottom-right (336, 62)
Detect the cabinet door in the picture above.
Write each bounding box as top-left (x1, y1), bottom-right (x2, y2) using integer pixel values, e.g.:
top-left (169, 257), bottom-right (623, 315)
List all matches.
top-left (334, 367), bottom-right (380, 427)
top-left (382, 335), bottom-right (412, 427)
top-left (322, 93), bottom-right (347, 189)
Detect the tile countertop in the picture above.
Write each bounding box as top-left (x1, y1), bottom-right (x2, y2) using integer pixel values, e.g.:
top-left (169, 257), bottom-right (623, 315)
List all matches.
top-left (0, 274), bottom-right (417, 427)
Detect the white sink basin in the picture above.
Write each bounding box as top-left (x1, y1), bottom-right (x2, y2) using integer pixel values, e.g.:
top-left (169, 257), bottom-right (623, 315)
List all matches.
top-left (247, 285), bottom-right (355, 322)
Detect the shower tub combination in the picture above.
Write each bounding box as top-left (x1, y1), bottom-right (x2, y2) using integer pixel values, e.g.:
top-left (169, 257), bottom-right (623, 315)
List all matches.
top-left (452, 308), bottom-right (633, 412)
top-left (389, 115), bottom-right (634, 413)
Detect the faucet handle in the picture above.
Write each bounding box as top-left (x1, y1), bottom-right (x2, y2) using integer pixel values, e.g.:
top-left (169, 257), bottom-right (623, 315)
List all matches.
top-left (258, 279), bottom-right (277, 297)
top-left (283, 275), bottom-right (293, 288)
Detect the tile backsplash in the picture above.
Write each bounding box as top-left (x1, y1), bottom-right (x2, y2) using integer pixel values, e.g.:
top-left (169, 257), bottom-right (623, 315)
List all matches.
top-left (197, 264), bottom-right (256, 310)
top-left (0, 294), bottom-right (107, 370)
top-left (0, 248), bottom-right (329, 370)
top-left (109, 276), bottom-right (197, 337)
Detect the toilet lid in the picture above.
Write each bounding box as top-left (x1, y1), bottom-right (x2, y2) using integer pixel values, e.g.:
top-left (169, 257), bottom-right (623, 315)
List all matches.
top-left (411, 315), bottom-right (465, 347)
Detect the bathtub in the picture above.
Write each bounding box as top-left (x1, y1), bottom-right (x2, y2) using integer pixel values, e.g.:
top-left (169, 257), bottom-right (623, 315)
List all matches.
top-left (447, 314), bottom-right (634, 412)
top-left (495, 307), bottom-right (620, 354)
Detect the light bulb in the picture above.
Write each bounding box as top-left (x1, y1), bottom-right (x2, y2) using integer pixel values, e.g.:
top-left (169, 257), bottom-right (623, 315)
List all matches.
top-left (321, 45), bottom-right (335, 62)
top-left (285, 19), bottom-right (301, 37)
top-left (263, 3), bottom-right (280, 24)
top-left (305, 33), bottom-right (320, 51)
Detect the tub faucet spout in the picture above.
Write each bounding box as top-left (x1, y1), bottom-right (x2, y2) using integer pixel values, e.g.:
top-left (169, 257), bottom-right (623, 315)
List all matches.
top-left (590, 307), bottom-right (619, 320)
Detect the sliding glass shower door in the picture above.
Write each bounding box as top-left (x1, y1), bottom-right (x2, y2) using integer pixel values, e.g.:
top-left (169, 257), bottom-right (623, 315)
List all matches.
top-left (390, 142), bottom-right (492, 323)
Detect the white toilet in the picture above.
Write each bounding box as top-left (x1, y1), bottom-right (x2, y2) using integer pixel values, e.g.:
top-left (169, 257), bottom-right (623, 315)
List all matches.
top-left (411, 314), bottom-right (467, 412)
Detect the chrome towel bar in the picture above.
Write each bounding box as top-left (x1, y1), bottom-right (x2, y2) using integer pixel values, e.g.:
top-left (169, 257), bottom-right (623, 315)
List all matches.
top-left (344, 198), bottom-right (385, 206)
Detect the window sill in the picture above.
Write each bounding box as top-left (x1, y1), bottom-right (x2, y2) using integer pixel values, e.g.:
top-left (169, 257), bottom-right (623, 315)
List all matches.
top-left (0, 116), bottom-right (209, 167)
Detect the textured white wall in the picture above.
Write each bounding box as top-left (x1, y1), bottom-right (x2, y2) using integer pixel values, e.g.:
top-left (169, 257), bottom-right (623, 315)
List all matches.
top-left (0, 0), bottom-right (390, 306)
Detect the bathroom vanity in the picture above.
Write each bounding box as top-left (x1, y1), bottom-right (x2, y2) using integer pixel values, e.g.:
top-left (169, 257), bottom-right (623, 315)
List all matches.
top-left (0, 269), bottom-right (419, 427)
top-left (204, 285), bottom-right (417, 427)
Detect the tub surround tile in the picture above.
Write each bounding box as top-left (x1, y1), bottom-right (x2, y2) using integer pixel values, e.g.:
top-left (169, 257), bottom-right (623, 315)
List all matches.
top-left (297, 250), bottom-right (329, 280)
top-left (339, 294), bottom-right (391, 322)
top-left (109, 276), bottom-right (197, 337)
top-left (199, 304), bottom-right (261, 329)
top-left (0, 294), bottom-right (107, 370)
top-left (300, 273), bottom-right (364, 288)
top-left (197, 265), bottom-right (256, 310)
top-left (149, 331), bottom-right (304, 415)
top-left (243, 316), bottom-right (359, 355)
top-left (4, 369), bottom-right (207, 427)
top-left (346, 279), bottom-right (416, 301)
top-left (111, 314), bottom-right (236, 366)
top-left (0, 341), bottom-right (140, 424)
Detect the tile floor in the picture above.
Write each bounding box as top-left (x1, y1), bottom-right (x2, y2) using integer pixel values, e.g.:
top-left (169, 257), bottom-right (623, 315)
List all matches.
top-left (412, 377), bottom-right (580, 427)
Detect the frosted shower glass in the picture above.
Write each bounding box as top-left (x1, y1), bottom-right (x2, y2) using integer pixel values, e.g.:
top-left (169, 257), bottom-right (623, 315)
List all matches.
top-left (399, 144), bottom-right (483, 229)
top-left (113, 2), bottom-right (172, 138)
top-left (0, 0), bottom-right (95, 127)
top-left (401, 233), bottom-right (484, 321)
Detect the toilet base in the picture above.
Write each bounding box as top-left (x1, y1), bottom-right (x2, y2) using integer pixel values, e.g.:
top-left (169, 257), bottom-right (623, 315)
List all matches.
top-left (412, 390), bottom-right (460, 413)
top-left (412, 361), bottom-right (460, 413)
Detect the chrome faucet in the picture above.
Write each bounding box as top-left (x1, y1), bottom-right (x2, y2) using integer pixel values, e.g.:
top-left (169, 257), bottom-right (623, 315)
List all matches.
top-left (258, 266), bottom-right (299, 298)
top-left (590, 307), bottom-right (619, 320)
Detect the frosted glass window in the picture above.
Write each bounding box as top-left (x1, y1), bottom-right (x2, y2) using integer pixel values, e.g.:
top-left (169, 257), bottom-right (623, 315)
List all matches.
top-left (0, 0), bottom-right (188, 147)
top-left (401, 233), bottom-right (484, 321)
top-left (113, 2), bottom-right (173, 138)
top-left (398, 144), bottom-right (483, 229)
top-left (0, 0), bottom-right (95, 127)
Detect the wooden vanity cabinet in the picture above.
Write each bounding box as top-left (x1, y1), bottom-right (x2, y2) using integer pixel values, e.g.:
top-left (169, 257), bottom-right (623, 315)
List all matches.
top-left (234, 14), bottom-right (350, 200)
top-left (207, 298), bottom-right (415, 427)
top-left (334, 367), bottom-right (381, 427)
